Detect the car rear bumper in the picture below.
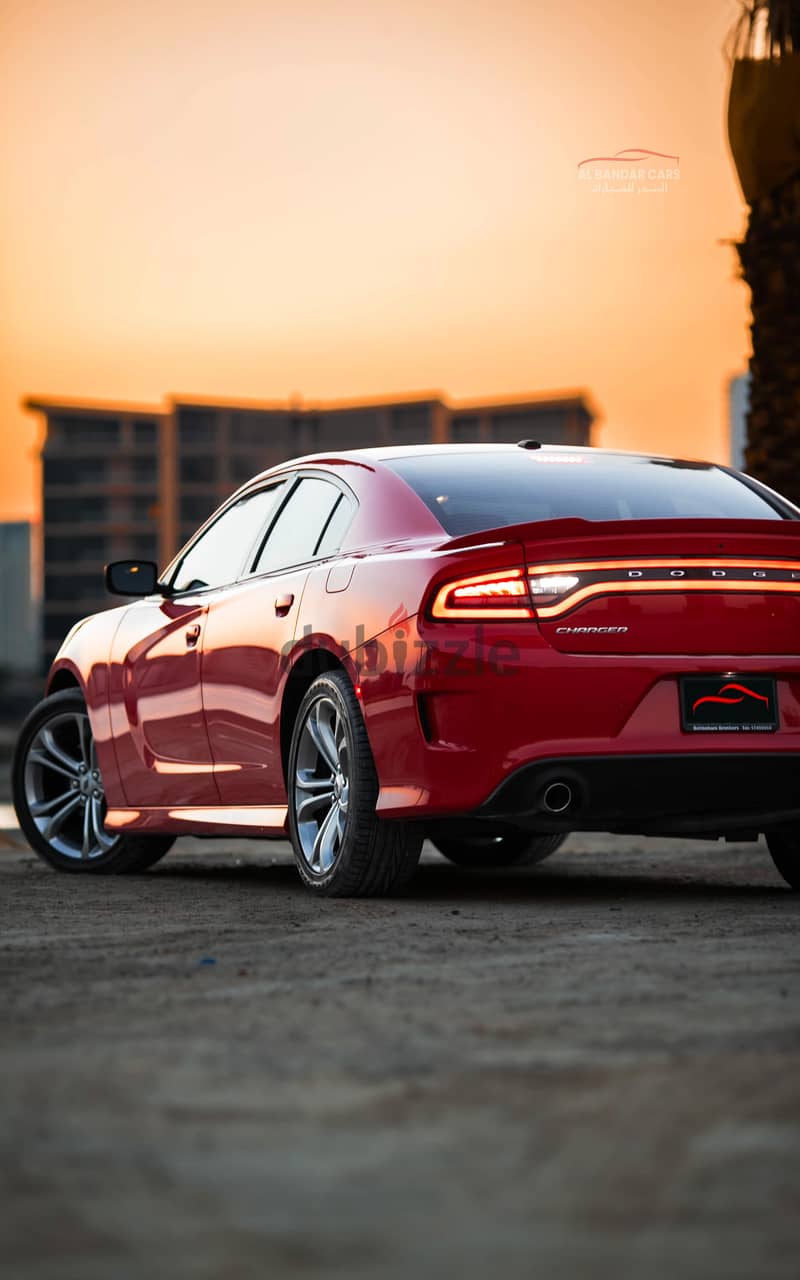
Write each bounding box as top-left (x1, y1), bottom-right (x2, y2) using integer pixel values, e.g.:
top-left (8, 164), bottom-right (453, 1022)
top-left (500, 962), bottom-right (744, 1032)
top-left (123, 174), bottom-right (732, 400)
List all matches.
top-left (477, 752), bottom-right (800, 836)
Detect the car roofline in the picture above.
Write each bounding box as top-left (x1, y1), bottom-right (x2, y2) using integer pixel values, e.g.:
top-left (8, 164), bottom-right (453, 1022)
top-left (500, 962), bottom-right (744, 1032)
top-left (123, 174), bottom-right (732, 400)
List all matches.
top-left (232, 442), bottom-right (717, 495)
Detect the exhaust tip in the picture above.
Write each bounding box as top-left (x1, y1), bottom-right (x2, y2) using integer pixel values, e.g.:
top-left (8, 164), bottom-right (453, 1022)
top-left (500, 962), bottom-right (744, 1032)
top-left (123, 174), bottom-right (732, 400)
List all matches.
top-left (542, 781), bottom-right (573, 814)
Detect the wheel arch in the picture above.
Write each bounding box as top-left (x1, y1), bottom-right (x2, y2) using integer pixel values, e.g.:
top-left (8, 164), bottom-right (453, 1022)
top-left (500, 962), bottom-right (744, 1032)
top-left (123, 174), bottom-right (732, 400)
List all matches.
top-left (280, 647), bottom-right (359, 785)
top-left (46, 664), bottom-right (83, 696)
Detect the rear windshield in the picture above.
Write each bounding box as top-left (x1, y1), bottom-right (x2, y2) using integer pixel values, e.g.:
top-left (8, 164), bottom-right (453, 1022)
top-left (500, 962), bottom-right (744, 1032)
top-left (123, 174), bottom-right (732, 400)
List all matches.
top-left (386, 452), bottom-right (787, 536)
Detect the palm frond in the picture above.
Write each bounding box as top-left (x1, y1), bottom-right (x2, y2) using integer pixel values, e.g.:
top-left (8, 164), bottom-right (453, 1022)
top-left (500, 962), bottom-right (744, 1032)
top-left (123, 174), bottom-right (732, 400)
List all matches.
top-left (729, 1), bottom-right (800, 60)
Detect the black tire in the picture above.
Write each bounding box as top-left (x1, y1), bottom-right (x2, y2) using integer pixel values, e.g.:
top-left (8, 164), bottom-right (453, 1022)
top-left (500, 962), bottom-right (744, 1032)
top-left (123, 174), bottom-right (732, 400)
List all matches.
top-left (433, 831), bottom-right (566, 870)
top-left (287, 670), bottom-right (422, 896)
top-left (766, 833), bottom-right (800, 889)
top-left (13, 688), bottom-right (175, 874)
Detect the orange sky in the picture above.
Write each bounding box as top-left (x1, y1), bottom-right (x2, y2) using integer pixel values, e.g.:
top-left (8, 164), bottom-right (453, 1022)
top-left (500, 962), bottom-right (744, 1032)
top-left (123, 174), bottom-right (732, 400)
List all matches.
top-left (1, 0), bottom-right (749, 523)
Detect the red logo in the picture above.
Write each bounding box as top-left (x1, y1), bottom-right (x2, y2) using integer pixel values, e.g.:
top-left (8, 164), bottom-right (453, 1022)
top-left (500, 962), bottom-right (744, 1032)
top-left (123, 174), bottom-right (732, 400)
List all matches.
top-left (577, 147), bottom-right (680, 169)
top-left (692, 683), bottom-right (769, 714)
top-left (387, 603), bottom-right (407, 630)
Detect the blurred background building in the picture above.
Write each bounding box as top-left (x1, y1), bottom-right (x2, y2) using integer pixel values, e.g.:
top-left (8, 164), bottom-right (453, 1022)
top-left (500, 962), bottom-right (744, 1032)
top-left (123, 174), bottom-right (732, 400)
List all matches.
top-left (729, 372), bottom-right (751, 471)
top-left (26, 389), bottom-right (597, 667)
top-left (0, 521), bottom-right (37, 674)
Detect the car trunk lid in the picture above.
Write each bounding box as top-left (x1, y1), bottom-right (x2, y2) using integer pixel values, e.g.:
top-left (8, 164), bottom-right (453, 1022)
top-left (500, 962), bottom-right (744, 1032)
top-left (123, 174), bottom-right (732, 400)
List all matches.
top-left (445, 518), bottom-right (800, 655)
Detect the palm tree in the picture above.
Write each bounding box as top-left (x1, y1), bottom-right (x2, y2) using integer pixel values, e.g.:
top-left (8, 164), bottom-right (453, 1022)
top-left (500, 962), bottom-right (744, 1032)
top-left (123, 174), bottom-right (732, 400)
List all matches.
top-left (727, 1), bottom-right (800, 500)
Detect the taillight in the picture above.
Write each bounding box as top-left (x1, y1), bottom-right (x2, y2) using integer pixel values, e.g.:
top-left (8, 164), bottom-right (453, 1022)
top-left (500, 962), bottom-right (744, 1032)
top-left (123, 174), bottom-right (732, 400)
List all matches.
top-left (430, 568), bottom-right (533, 620)
top-left (527, 573), bottom-right (580, 605)
top-left (431, 557), bottom-right (800, 622)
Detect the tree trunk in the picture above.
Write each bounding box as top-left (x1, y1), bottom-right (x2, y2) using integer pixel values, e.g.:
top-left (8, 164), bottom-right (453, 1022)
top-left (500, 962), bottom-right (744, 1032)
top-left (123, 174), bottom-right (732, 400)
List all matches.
top-left (738, 174), bottom-right (800, 503)
top-left (728, 24), bottom-right (800, 500)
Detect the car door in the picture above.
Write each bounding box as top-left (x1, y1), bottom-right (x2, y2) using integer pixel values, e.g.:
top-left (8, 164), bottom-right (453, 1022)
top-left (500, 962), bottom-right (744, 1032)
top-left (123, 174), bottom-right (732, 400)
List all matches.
top-left (108, 485), bottom-right (286, 808)
top-left (202, 473), bottom-right (356, 805)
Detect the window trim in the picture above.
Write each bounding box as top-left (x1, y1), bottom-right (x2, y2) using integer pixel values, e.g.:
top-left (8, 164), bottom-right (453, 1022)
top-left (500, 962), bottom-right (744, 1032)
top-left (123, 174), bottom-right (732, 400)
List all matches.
top-left (245, 470), bottom-right (358, 580)
top-left (163, 478), bottom-right (290, 596)
top-left (162, 468), bottom-right (358, 597)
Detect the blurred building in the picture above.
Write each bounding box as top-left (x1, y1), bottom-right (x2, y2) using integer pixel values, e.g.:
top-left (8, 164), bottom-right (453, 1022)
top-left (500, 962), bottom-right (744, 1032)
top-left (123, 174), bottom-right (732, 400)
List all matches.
top-left (729, 373), bottom-right (751, 471)
top-left (26, 390), bottom-right (597, 666)
top-left (27, 401), bottom-right (165, 666)
top-left (0, 522), bottom-right (37, 674)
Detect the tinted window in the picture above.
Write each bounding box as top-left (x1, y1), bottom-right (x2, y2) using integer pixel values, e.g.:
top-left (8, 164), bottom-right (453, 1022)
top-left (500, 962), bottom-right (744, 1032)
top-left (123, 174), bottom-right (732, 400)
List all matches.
top-left (315, 494), bottom-right (355, 558)
top-left (171, 483), bottom-right (286, 592)
top-left (252, 478), bottom-right (342, 574)
top-left (386, 452), bottom-right (786, 536)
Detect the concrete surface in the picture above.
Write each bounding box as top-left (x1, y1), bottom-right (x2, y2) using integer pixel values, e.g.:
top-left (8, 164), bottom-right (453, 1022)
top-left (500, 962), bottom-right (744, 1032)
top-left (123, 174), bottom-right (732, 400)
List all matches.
top-left (1, 830), bottom-right (798, 1280)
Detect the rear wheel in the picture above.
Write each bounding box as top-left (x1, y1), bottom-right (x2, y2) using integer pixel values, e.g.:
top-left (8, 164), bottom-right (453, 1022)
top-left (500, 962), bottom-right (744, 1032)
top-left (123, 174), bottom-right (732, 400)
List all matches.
top-left (287, 671), bottom-right (422, 896)
top-left (766, 833), bottom-right (800, 889)
top-left (13, 688), bottom-right (175, 873)
top-left (434, 831), bottom-right (566, 869)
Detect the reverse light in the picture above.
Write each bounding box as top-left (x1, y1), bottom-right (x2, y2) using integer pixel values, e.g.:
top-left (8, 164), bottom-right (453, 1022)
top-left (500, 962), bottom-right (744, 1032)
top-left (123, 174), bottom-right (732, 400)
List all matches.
top-left (527, 574), bottom-right (580, 602)
top-left (430, 568), bottom-right (533, 620)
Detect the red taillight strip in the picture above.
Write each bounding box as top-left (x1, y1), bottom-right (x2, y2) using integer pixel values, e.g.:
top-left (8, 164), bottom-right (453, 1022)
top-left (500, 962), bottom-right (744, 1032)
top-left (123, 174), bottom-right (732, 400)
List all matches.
top-left (431, 567), bottom-right (534, 620)
top-left (528, 557), bottom-right (800, 575)
top-left (536, 577), bottom-right (800, 620)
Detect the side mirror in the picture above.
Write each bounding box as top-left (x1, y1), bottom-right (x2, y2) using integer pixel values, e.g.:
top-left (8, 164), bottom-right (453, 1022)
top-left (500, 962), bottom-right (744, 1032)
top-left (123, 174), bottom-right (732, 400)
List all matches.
top-left (105, 560), bottom-right (160, 597)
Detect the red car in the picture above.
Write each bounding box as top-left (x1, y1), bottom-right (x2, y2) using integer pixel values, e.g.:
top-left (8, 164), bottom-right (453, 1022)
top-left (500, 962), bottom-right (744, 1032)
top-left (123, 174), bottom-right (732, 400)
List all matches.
top-left (13, 443), bottom-right (800, 894)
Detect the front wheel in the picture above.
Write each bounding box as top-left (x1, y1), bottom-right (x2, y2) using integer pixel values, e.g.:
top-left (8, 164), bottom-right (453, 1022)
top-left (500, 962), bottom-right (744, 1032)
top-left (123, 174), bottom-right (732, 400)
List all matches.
top-left (434, 831), bottom-right (567, 870)
top-left (13, 688), bottom-right (175, 873)
top-left (766, 833), bottom-right (800, 889)
top-left (287, 671), bottom-right (422, 896)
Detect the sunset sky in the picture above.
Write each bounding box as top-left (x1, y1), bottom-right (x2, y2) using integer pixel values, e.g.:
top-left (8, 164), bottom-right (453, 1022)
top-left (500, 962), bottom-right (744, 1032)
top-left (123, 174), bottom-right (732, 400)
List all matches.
top-left (1, 0), bottom-right (750, 523)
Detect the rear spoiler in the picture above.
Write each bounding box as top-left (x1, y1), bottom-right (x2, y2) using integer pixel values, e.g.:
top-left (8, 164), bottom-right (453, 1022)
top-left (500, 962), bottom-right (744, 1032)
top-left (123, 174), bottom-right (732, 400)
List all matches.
top-left (437, 517), bottom-right (800, 557)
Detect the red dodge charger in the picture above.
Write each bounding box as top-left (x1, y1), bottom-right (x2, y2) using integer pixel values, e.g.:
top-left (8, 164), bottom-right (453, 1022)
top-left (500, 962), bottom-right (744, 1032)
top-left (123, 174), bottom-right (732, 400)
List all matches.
top-left (13, 443), bottom-right (800, 894)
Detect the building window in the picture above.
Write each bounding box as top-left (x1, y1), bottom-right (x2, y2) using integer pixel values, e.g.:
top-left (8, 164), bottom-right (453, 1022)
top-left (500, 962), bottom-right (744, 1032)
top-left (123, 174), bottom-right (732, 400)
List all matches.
top-left (450, 416), bottom-right (481, 443)
top-left (486, 410), bottom-right (564, 443)
top-left (45, 573), bottom-right (100, 602)
top-left (316, 409), bottom-right (383, 449)
top-left (178, 408), bottom-right (217, 447)
top-left (180, 455), bottom-right (218, 485)
top-left (230, 454), bottom-right (266, 486)
top-left (131, 495), bottom-right (159, 522)
top-left (180, 494), bottom-right (218, 527)
top-left (133, 418), bottom-right (158, 446)
top-left (128, 534), bottom-right (159, 560)
top-left (46, 496), bottom-right (106, 523)
top-left (130, 457), bottom-right (158, 484)
top-left (45, 535), bottom-right (107, 563)
top-left (230, 411), bottom-right (291, 449)
top-left (390, 405), bottom-right (432, 444)
top-left (51, 415), bottom-right (121, 447)
top-left (44, 456), bottom-right (107, 485)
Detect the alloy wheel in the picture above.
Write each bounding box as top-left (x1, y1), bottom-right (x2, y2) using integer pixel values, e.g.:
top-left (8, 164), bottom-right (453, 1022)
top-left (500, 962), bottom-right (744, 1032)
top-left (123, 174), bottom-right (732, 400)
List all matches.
top-left (293, 695), bottom-right (350, 875)
top-left (23, 710), bottom-right (120, 861)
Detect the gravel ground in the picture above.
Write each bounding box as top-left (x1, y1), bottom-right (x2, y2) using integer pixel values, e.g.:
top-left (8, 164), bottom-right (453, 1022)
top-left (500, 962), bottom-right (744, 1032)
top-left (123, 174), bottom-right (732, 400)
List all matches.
top-left (1, 829), bottom-right (798, 1280)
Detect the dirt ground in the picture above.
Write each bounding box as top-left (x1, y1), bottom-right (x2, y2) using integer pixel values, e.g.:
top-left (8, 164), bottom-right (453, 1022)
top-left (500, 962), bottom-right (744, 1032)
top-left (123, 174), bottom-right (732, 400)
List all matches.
top-left (1, 828), bottom-right (798, 1280)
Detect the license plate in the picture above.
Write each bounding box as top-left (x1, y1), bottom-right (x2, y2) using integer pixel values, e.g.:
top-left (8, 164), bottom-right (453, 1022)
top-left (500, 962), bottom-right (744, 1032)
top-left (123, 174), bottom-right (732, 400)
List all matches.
top-left (680, 675), bottom-right (778, 733)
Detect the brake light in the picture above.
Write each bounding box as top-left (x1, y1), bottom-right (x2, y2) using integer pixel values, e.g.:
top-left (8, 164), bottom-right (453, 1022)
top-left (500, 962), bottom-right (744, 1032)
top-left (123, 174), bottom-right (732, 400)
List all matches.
top-left (430, 568), bottom-right (533, 620)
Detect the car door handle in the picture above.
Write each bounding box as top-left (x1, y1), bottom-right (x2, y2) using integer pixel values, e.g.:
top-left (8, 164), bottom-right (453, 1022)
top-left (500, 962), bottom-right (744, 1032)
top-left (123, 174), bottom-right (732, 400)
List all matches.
top-left (274, 593), bottom-right (295, 617)
top-left (185, 624), bottom-right (201, 647)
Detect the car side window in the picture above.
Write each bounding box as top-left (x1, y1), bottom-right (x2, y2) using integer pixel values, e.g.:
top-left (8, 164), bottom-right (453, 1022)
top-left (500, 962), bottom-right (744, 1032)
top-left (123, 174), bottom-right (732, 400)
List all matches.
top-left (171, 482), bottom-right (286, 593)
top-left (315, 493), bottom-right (355, 558)
top-left (251, 477), bottom-right (346, 575)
